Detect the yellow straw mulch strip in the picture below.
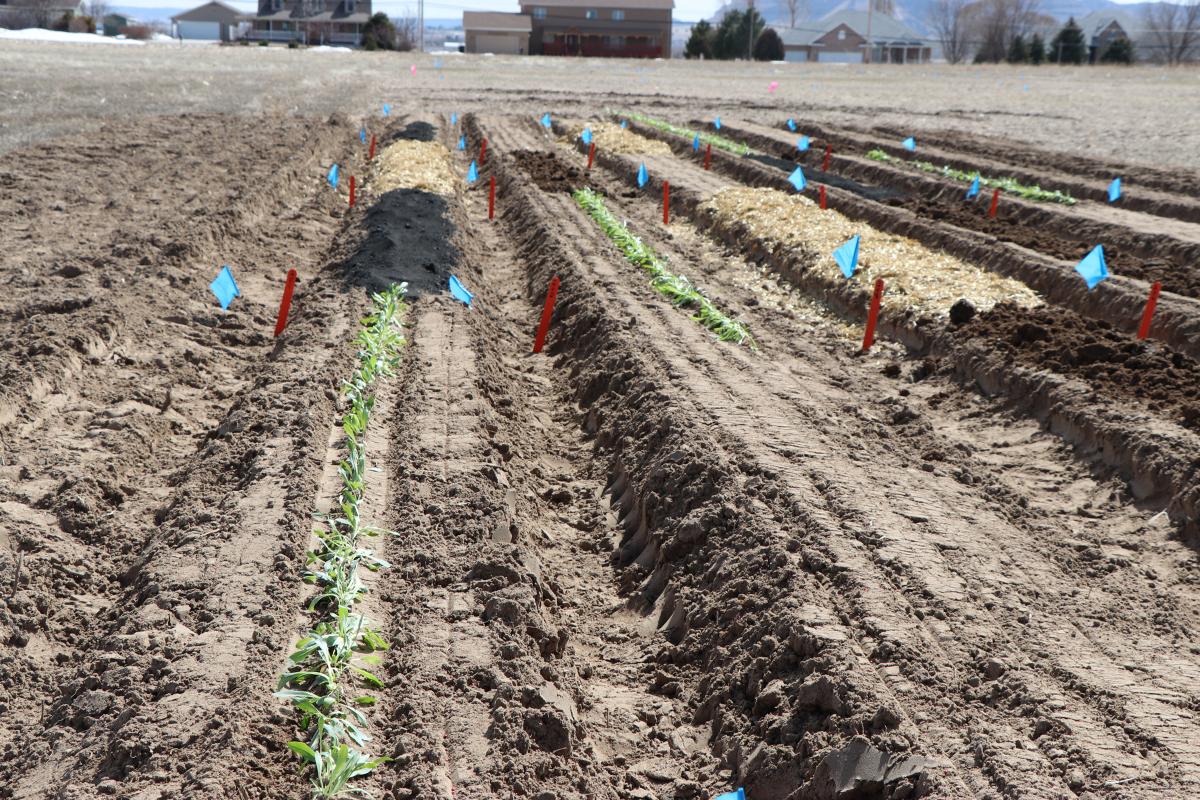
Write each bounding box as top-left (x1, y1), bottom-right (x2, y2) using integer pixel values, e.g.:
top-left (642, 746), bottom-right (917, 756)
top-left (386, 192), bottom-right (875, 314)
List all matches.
top-left (704, 187), bottom-right (1042, 318)
top-left (373, 140), bottom-right (457, 195)
top-left (560, 121), bottom-right (672, 156)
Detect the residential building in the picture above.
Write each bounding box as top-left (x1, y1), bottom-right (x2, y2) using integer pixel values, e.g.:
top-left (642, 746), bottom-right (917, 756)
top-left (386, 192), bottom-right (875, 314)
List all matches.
top-left (1075, 10), bottom-right (1141, 62)
top-left (463, 11), bottom-right (530, 54)
top-left (0, 0), bottom-right (85, 28)
top-left (101, 11), bottom-right (136, 34)
top-left (777, 11), bottom-right (931, 63)
top-left (517, 0), bottom-right (672, 58)
top-left (241, 0), bottom-right (370, 45)
top-left (171, 1), bottom-right (241, 40)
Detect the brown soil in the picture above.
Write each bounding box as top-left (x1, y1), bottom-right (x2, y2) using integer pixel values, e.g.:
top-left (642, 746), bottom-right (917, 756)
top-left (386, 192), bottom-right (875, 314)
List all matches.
top-left (510, 148), bottom-right (602, 194)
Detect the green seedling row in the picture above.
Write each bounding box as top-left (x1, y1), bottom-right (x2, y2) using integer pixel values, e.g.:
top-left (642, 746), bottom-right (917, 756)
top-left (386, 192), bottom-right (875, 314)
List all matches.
top-left (572, 187), bottom-right (755, 347)
top-left (617, 110), bottom-right (756, 157)
top-left (277, 283), bottom-right (408, 799)
top-left (865, 149), bottom-right (1076, 205)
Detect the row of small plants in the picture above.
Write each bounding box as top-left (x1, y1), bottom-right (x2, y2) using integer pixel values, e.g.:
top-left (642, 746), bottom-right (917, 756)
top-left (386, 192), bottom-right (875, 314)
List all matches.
top-left (865, 149), bottom-right (1076, 205)
top-left (276, 284), bottom-right (408, 798)
top-left (618, 110), bottom-right (756, 157)
top-left (573, 187), bottom-right (755, 347)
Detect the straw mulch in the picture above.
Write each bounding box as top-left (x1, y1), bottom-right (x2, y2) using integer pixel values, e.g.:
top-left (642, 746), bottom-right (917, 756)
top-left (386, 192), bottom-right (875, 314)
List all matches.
top-left (373, 140), bottom-right (457, 195)
top-left (561, 121), bottom-right (672, 156)
top-left (704, 188), bottom-right (1042, 318)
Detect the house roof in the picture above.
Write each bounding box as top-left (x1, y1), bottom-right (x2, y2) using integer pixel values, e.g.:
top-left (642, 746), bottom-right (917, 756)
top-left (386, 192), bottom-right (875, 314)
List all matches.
top-left (519, 0), bottom-right (673, 10)
top-left (777, 11), bottom-right (923, 46)
top-left (1075, 9), bottom-right (1139, 38)
top-left (240, 7), bottom-right (369, 22)
top-left (172, 0), bottom-right (241, 22)
top-left (463, 11), bottom-right (532, 32)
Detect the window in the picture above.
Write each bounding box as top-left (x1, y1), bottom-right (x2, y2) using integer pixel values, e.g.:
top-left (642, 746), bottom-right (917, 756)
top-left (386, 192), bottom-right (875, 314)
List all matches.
top-left (837, 29), bottom-right (846, 40)
top-left (585, 8), bottom-right (597, 19)
top-left (612, 9), bottom-right (624, 19)
top-left (533, 6), bottom-right (546, 17)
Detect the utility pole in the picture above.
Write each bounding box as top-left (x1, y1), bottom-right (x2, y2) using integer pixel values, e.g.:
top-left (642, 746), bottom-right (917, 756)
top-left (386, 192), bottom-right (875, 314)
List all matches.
top-left (419, 0), bottom-right (424, 52)
top-left (864, 0), bottom-right (873, 63)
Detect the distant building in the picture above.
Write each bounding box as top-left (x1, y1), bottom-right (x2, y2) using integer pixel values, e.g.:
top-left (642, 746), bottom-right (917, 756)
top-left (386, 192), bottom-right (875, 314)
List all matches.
top-left (101, 11), bottom-right (137, 34)
top-left (241, 0), bottom-right (370, 45)
top-left (777, 11), bottom-right (931, 63)
top-left (462, 11), bottom-right (530, 54)
top-left (171, 1), bottom-right (240, 40)
top-left (0, 0), bottom-right (85, 28)
top-left (1075, 10), bottom-right (1140, 62)
top-left (517, 0), bottom-right (672, 58)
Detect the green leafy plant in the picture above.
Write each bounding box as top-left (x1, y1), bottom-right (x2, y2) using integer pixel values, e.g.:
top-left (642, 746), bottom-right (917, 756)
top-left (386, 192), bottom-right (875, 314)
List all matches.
top-left (617, 110), bottom-right (756, 157)
top-left (865, 149), bottom-right (1076, 205)
top-left (572, 188), bottom-right (755, 347)
top-left (277, 284), bottom-right (407, 798)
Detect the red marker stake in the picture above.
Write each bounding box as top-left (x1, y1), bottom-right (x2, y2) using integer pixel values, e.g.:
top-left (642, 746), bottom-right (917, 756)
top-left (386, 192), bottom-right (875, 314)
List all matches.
top-left (988, 188), bottom-right (1000, 218)
top-left (822, 144), bottom-right (832, 171)
top-left (488, 175), bottom-right (496, 221)
top-left (369, 134), bottom-right (376, 161)
top-left (587, 141), bottom-right (596, 170)
top-left (861, 278), bottom-right (884, 353)
top-left (349, 175), bottom-right (356, 208)
top-left (663, 180), bottom-right (670, 225)
top-left (1137, 281), bottom-right (1162, 340)
top-left (819, 185), bottom-right (827, 210)
top-left (532, 275), bottom-right (561, 354)
top-left (274, 268), bottom-right (298, 338)
top-left (704, 143), bottom-right (712, 171)
top-left (480, 138), bottom-right (488, 165)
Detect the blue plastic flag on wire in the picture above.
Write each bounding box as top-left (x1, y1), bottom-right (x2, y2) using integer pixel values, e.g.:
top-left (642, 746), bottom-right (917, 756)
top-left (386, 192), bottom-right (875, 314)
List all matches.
top-left (620, 119), bottom-right (628, 129)
top-left (458, 135), bottom-right (466, 151)
top-left (714, 116), bottom-right (722, 130)
top-left (540, 112), bottom-right (552, 128)
top-left (434, 58), bottom-right (443, 68)
top-left (714, 789), bottom-right (746, 800)
top-left (833, 235), bottom-right (861, 279)
top-left (359, 126), bottom-right (367, 144)
top-left (1107, 177), bottom-right (1121, 202)
top-left (209, 265), bottom-right (240, 310)
top-left (902, 136), bottom-right (916, 151)
top-left (451, 112), bottom-right (458, 125)
top-left (1076, 245), bottom-right (1108, 289)
top-left (382, 103), bottom-right (391, 116)
top-left (788, 166), bottom-right (806, 192)
top-left (787, 118), bottom-right (797, 131)
top-left (693, 133), bottom-right (700, 152)
top-left (966, 174), bottom-right (980, 199)
top-left (637, 163), bottom-right (649, 188)
top-left (327, 163), bottom-right (339, 188)
top-left (797, 135), bottom-right (810, 152)
top-left (467, 160), bottom-right (478, 183)
top-left (582, 127), bottom-right (593, 145)
top-left (448, 275), bottom-right (474, 307)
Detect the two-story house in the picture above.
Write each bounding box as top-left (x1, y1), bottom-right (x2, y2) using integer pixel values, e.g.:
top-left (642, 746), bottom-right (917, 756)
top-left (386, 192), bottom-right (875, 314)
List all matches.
top-left (241, 0), bottom-right (369, 45)
top-left (517, 0), bottom-right (672, 58)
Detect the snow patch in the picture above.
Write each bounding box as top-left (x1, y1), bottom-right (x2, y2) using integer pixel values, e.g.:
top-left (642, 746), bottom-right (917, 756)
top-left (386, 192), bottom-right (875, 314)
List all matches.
top-left (0, 27), bottom-right (146, 45)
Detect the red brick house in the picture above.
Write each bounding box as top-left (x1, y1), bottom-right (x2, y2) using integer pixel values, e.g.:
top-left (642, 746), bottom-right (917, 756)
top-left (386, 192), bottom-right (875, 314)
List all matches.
top-left (517, 0), bottom-right (672, 58)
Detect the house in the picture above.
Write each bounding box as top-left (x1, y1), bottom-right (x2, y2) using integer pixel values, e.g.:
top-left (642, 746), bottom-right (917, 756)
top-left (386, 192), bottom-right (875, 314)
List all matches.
top-left (462, 11), bottom-right (530, 54)
top-left (0, 0), bottom-right (85, 28)
top-left (172, 1), bottom-right (241, 40)
top-left (517, 0), bottom-right (672, 58)
top-left (101, 11), bottom-right (136, 34)
top-left (241, 0), bottom-right (371, 45)
top-left (1075, 10), bottom-right (1141, 61)
top-left (777, 11), bottom-right (930, 63)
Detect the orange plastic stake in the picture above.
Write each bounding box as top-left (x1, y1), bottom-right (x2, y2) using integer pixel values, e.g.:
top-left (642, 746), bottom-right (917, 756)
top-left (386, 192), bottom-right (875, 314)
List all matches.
top-left (587, 141), bottom-right (596, 170)
top-left (988, 188), bottom-right (1000, 218)
top-left (349, 175), bottom-right (356, 208)
top-left (274, 268), bottom-right (298, 337)
top-left (1137, 281), bottom-right (1162, 340)
top-left (862, 279), bottom-right (884, 352)
top-left (488, 175), bottom-right (496, 221)
top-left (533, 275), bottom-right (561, 354)
top-left (663, 180), bottom-right (670, 225)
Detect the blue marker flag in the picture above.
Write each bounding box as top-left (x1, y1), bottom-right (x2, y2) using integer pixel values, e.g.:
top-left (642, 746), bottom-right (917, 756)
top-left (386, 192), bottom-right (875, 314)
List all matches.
top-left (458, 135), bottom-right (466, 151)
top-left (788, 166), bottom-right (806, 192)
top-left (1107, 177), bottom-right (1121, 202)
top-left (620, 119), bottom-right (628, 129)
top-left (359, 126), bottom-right (367, 144)
top-left (966, 174), bottom-right (980, 199)
top-left (582, 127), bottom-right (593, 145)
top-left (637, 163), bottom-right (648, 188)
top-left (451, 112), bottom-right (458, 125)
top-left (787, 118), bottom-right (797, 131)
top-left (327, 163), bottom-right (339, 188)
top-left (434, 58), bottom-right (442, 68)
top-left (467, 160), bottom-right (478, 183)
top-left (714, 789), bottom-right (746, 800)
top-left (1075, 245), bottom-right (1108, 289)
top-left (714, 116), bottom-right (722, 130)
top-left (448, 275), bottom-right (474, 307)
top-left (693, 133), bottom-right (700, 152)
top-left (902, 136), bottom-right (916, 151)
top-left (833, 235), bottom-right (861, 279)
top-left (540, 113), bottom-right (552, 128)
top-left (209, 265), bottom-right (240, 310)
top-left (797, 135), bottom-right (810, 152)
top-left (382, 103), bottom-right (391, 116)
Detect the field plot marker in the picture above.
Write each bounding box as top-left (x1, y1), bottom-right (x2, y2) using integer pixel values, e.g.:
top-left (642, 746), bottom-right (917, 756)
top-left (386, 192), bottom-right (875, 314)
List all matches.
top-left (822, 144), bottom-right (832, 171)
top-left (369, 135), bottom-right (376, 161)
top-left (819, 185), bottom-right (827, 210)
top-left (274, 268), bottom-right (298, 337)
top-left (1137, 281), bottom-right (1161, 340)
top-left (862, 279), bottom-right (885, 352)
top-left (704, 143), bottom-right (712, 170)
top-left (349, 175), bottom-right (356, 208)
top-left (488, 175), bottom-right (496, 220)
top-left (663, 180), bottom-right (670, 225)
top-left (988, 188), bottom-right (1000, 218)
top-left (533, 275), bottom-right (561, 354)
top-left (587, 141), bottom-right (596, 170)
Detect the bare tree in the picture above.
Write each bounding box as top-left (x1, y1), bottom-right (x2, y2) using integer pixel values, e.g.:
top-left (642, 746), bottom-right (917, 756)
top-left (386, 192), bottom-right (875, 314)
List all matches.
top-left (86, 0), bottom-right (109, 22)
top-left (784, 0), bottom-right (807, 28)
top-left (392, 9), bottom-right (416, 51)
top-left (930, 0), bottom-right (970, 63)
top-left (1144, 0), bottom-right (1200, 64)
top-left (24, 0), bottom-right (61, 28)
top-left (966, 0), bottom-right (1042, 61)
top-left (873, 0), bottom-right (895, 16)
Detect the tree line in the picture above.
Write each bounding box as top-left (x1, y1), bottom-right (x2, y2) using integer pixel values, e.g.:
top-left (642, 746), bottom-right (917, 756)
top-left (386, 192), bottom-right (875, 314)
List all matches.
top-left (684, 8), bottom-right (786, 60)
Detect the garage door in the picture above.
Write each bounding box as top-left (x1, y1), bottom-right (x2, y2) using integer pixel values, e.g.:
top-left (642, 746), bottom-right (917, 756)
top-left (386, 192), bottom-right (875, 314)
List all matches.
top-left (783, 50), bottom-right (807, 62)
top-left (818, 50), bottom-right (863, 63)
top-left (178, 20), bottom-right (220, 40)
top-left (475, 33), bottom-right (519, 54)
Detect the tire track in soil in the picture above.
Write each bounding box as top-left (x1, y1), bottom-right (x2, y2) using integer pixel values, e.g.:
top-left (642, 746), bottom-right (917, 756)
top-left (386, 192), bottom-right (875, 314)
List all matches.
top-left (479, 115), bottom-right (1200, 798)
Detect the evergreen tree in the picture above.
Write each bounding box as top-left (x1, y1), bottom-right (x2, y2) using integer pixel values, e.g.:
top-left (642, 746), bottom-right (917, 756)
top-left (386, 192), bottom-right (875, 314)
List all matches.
top-left (712, 7), bottom-right (765, 59)
top-left (754, 27), bottom-right (785, 60)
top-left (1028, 33), bottom-right (1045, 64)
top-left (1049, 17), bottom-right (1086, 64)
top-left (685, 19), bottom-right (714, 58)
top-left (1006, 34), bottom-right (1028, 63)
top-left (1100, 37), bottom-right (1134, 63)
